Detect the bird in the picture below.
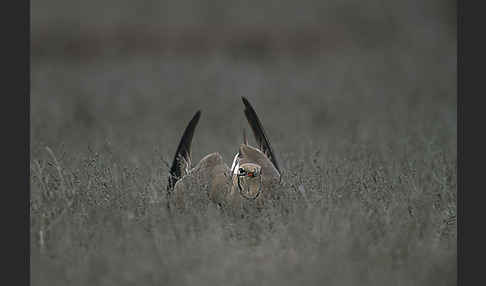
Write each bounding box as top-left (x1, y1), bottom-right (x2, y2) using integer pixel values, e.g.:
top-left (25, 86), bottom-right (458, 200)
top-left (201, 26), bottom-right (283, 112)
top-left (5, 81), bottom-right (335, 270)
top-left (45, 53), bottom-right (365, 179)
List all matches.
top-left (166, 96), bottom-right (281, 214)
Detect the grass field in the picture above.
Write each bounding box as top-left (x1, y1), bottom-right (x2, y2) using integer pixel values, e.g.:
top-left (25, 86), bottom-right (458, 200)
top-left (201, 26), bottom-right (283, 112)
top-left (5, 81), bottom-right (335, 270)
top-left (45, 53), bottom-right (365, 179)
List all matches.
top-left (30, 2), bottom-right (456, 284)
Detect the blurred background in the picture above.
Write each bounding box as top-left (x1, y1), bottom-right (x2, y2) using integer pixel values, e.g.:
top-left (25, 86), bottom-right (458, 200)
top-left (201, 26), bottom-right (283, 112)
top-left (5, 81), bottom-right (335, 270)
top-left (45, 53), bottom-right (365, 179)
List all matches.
top-left (31, 0), bottom-right (455, 60)
top-left (31, 1), bottom-right (456, 285)
top-left (31, 0), bottom-right (456, 162)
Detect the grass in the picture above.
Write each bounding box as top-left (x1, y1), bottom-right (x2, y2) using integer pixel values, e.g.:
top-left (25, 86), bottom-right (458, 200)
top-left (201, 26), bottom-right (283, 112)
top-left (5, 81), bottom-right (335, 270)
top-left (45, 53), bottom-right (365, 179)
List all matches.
top-left (30, 37), bottom-right (456, 285)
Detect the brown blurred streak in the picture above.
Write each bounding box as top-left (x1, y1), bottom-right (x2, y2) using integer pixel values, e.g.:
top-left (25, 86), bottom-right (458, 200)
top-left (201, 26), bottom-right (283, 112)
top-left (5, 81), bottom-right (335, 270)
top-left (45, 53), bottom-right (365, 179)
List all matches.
top-left (31, 25), bottom-right (350, 61)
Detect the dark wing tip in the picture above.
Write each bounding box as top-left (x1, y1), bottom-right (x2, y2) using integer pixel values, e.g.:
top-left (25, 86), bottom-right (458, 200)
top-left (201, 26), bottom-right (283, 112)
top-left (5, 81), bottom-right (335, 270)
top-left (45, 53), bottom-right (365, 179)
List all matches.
top-left (241, 96), bottom-right (251, 108)
top-left (167, 110), bottom-right (202, 192)
top-left (194, 110), bottom-right (202, 120)
top-left (240, 97), bottom-right (281, 174)
top-left (189, 110), bottom-right (202, 128)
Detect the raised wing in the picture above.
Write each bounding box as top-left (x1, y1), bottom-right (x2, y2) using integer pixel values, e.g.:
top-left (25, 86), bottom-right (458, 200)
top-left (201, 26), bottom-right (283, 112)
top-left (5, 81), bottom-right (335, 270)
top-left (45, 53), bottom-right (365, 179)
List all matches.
top-left (171, 152), bottom-right (231, 211)
top-left (241, 96), bottom-right (281, 174)
top-left (167, 110), bottom-right (201, 192)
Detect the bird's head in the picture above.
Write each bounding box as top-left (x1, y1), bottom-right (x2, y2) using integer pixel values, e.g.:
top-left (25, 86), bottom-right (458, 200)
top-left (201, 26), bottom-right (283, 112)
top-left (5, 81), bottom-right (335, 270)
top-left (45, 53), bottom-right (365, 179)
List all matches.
top-left (236, 163), bottom-right (262, 199)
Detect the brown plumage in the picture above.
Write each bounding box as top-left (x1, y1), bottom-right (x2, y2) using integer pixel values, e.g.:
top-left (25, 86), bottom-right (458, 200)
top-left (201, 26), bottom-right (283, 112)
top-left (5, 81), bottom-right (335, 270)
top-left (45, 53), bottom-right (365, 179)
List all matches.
top-left (167, 97), bottom-right (281, 213)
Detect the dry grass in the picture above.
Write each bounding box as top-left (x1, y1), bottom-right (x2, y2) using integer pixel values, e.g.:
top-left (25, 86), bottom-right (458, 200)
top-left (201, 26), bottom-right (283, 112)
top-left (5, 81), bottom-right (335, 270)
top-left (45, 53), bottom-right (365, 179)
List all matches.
top-left (30, 4), bottom-right (455, 282)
